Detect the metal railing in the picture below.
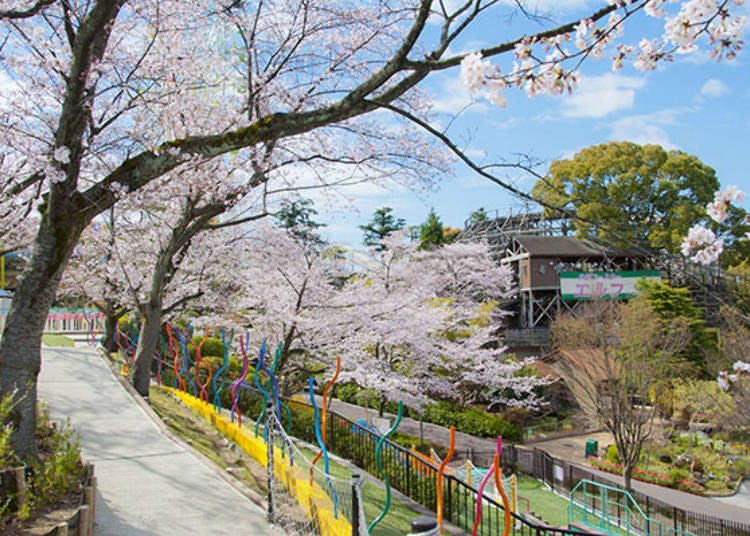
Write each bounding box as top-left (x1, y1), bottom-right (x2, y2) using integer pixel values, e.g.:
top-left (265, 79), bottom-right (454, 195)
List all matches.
top-left (501, 445), bottom-right (750, 536)
top-left (282, 398), bottom-right (597, 536)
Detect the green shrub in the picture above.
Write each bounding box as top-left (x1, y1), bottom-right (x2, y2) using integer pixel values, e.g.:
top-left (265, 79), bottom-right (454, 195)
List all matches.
top-left (1, 401), bottom-right (85, 524)
top-left (667, 467), bottom-right (690, 485)
top-left (605, 444), bottom-right (619, 464)
top-left (33, 417), bottom-right (85, 506)
top-left (189, 336), bottom-right (226, 359)
top-left (420, 401), bottom-right (520, 441)
top-left (335, 383), bottom-right (360, 404)
top-left (704, 479), bottom-right (727, 491)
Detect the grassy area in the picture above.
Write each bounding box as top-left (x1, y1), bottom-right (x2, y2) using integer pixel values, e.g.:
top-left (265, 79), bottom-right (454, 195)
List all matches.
top-left (148, 388), bottom-right (266, 492)
top-left (41, 334), bottom-right (76, 347)
top-left (516, 474), bottom-right (571, 526)
top-left (151, 387), bottom-right (424, 535)
top-left (516, 475), bottom-right (629, 535)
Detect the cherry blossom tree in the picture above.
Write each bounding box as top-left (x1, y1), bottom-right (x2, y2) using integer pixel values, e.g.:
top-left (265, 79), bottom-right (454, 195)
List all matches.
top-left (332, 232), bottom-right (545, 414)
top-left (208, 222), bottom-right (345, 394)
top-left (0, 0), bottom-right (744, 458)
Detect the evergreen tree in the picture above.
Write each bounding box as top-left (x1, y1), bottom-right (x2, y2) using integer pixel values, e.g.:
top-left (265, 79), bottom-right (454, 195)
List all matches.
top-left (359, 207), bottom-right (406, 250)
top-left (469, 207), bottom-right (489, 226)
top-left (419, 208), bottom-right (444, 250)
top-left (275, 199), bottom-right (327, 251)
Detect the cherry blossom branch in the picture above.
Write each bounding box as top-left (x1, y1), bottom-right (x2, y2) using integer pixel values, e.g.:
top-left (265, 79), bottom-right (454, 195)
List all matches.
top-left (0, 0), bottom-right (56, 20)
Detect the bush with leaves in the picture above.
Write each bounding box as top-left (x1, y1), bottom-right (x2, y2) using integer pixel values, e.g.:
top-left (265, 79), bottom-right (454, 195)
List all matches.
top-left (1, 397), bottom-right (86, 525)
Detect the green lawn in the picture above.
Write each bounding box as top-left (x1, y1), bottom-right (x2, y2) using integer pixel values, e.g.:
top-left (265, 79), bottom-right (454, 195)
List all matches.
top-left (516, 474), bottom-right (571, 526)
top-left (42, 333), bottom-right (76, 347)
top-left (516, 475), bottom-right (629, 535)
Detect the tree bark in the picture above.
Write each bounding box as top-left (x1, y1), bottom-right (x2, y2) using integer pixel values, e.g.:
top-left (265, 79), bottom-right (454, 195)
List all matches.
top-left (0, 212), bottom-right (86, 459)
top-left (132, 301), bottom-right (162, 397)
top-left (101, 310), bottom-right (120, 354)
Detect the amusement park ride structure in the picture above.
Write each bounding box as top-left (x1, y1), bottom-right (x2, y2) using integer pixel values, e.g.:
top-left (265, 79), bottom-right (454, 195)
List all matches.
top-left (457, 207), bottom-right (739, 351)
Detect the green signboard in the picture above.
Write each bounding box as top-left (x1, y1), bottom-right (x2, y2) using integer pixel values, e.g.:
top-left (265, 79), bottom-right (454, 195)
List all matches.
top-left (559, 270), bottom-right (661, 300)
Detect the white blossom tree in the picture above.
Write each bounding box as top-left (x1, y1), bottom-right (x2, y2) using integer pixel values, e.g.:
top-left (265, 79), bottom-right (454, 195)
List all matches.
top-left (332, 232), bottom-right (545, 414)
top-left (0, 0), bottom-right (744, 458)
top-left (213, 222), bottom-right (346, 394)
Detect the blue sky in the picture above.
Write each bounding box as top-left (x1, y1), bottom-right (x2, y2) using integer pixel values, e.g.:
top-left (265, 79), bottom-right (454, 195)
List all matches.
top-left (316, 2), bottom-right (750, 247)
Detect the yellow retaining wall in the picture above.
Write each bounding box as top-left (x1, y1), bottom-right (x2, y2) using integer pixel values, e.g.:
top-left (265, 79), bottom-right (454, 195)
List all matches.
top-left (163, 387), bottom-right (351, 536)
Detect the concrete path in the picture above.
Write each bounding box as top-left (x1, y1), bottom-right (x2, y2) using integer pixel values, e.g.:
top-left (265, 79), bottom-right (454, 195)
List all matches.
top-left (38, 346), bottom-right (279, 536)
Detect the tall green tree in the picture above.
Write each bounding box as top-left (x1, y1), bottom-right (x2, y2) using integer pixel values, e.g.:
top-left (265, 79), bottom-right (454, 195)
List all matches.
top-left (419, 208), bottom-right (444, 250)
top-left (637, 279), bottom-right (717, 377)
top-left (275, 199), bottom-right (327, 251)
top-left (468, 207), bottom-right (489, 226)
top-left (359, 207), bottom-right (406, 250)
top-left (532, 142), bottom-right (719, 252)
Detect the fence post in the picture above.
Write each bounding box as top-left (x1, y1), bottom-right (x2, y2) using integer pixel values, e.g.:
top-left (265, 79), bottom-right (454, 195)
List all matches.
top-left (266, 405), bottom-right (275, 524)
top-left (351, 473), bottom-right (362, 536)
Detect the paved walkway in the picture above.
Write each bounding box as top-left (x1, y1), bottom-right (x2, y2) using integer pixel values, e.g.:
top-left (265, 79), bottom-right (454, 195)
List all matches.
top-left (38, 346), bottom-right (279, 536)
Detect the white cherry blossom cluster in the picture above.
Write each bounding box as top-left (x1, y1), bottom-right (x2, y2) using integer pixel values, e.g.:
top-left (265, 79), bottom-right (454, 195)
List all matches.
top-left (681, 185), bottom-right (745, 264)
top-left (461, 0), bottom-right (745, 106)
top-left (707, 184), bottom-right (745, 223)
top-left (681, 225), bottom-right (724, 263)
top-left (460, 52), bottom-right (507, 107)
top-left (718, 360), bottom-right (750, 390)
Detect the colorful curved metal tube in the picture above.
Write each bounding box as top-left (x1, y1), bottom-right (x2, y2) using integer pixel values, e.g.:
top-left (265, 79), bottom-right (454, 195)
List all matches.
top-left (155, 332), bottom-right (166, 386)
top-left (83, 311), bottom-right (102, 347)
top-left (492, 437), bottom-right (512, 536)
top-left (212, 328), bottom-right (233, 411)
top-left (311, 356), bottom-right (340, 480)
top-left (253, 341), bottom-right (271, 438)
top-left (368, 401), bottom-right (403, 534)
top-left (308, 377), bottom-right (339, 518)
top-left (194, 330), bottom-right (212, 403)
top-left (259, 343), bottom-right (295, 463)
top-left (259, 341), bottom-right (288, 422)
top-left (437, 425), bottom-right (456, 534)
top-left (472, 441), bottom-right (497, 536)
top-left (114, 322), bottom-right (126, 374)
top-left (167, 324), bottom-right (185, 391)
top-left (231, 332), bottom-right (250, 425)
top-left (268, 342), bottom-right (293, 431)
top-left (114, 320), bottom-right (137, 375)
top-left (178, 324), bottom-right (196, 396)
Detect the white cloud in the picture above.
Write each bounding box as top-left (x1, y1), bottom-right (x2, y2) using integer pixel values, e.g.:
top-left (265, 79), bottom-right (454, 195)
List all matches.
top-left (431, 74), bottom-right (487, 114)
top-left (560, 73), bottom-right (646, 118)
top-left (607, 110), bottom-right (679, 149)
top-left (700, 78), bottom-right (731, 98)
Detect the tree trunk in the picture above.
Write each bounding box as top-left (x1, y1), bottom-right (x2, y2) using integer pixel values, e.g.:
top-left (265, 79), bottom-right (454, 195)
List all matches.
top-left (622, 468), bottom-right (633, 492)
top-left (379, 395), bottom-right (387, 418)
top-left (132, 302), bottom-right (163, 397)
top-left (102, 311), bottom-right (120, 354)
top-left (0, 213), bottom-right (86, 460)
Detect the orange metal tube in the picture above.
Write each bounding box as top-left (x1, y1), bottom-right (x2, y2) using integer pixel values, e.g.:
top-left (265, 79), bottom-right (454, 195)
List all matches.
top-left (437, 426), bottom-right (456, 534)
top-left (493, 440), bottom-right (512, 536)
top-left (310, 356), bottom-right (341, 483)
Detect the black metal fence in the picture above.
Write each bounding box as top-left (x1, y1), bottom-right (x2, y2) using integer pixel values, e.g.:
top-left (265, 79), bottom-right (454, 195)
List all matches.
top-left (283, 398), bottom-right (597, 535)
top-left (500, 444), bottom-right (750, 536)
top-left (156, 369), bottom-right (750, 536)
